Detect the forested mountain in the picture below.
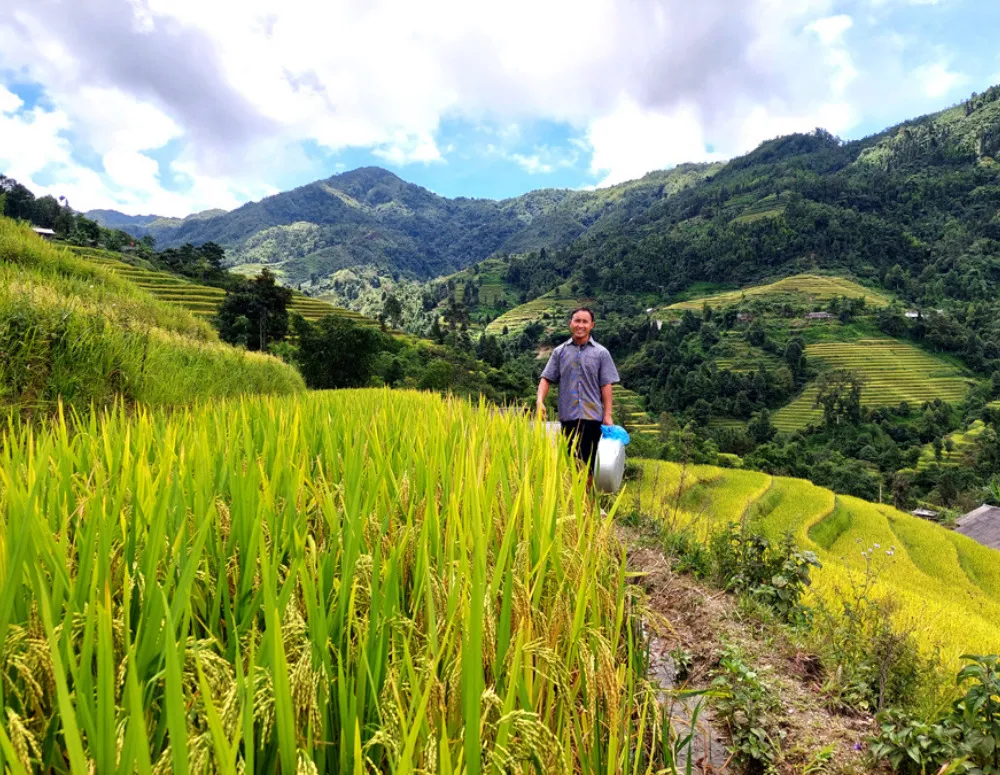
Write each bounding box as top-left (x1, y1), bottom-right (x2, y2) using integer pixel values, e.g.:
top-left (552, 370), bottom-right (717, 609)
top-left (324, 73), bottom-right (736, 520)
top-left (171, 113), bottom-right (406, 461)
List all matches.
top-left (87, 164), bottom-right (720, 283)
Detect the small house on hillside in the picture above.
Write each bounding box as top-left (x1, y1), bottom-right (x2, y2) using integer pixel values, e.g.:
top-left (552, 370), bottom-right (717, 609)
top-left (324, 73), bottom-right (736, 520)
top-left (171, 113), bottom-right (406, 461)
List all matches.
top-left (905, 310), bottom-right (920, 319)
top-left (955, 504), bottom-right (1000, 550)
top-left (736, 312), bottom-right (754, 323)
top-left (805, 311), bottom-right (833, 320)
top-left (910, 507), bottom-right (939, 520)
top-left (31, 227), bottom-right (57, 240)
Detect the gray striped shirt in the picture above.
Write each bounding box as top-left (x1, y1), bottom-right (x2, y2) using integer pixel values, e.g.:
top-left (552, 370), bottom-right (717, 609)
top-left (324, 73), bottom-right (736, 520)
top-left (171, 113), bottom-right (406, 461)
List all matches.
top-left (541, 337), bottom-right (620, 422)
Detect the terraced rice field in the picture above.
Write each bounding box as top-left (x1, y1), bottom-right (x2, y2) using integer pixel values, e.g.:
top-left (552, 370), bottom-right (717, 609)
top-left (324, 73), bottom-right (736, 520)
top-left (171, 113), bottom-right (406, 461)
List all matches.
top-left (667, 274), bottom-right (891, 311)
top-left (486, 283), bottom-right (590, 335)
top-left (69, 247), bottom-right (372, 325)
top-left (712, 332), bottom-right (781, 372)
top-left (627, 461), bottom-right (1000, 673)
top-left (773, 339), bottom-right (974, 431)
top-left (614, 388), bottom-right (662, 439)
top-left (917, 420), bottom-right (987, 469)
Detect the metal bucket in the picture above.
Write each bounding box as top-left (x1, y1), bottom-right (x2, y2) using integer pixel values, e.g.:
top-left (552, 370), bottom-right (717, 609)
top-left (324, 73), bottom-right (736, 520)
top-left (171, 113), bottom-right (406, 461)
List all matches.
top-left (594, 438), bottom-right (626, 493)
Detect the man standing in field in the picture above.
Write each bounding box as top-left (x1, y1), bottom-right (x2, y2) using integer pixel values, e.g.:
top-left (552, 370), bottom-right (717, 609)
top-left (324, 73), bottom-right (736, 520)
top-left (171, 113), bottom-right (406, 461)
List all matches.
top-left (536, 307), bottom-right (620, 477)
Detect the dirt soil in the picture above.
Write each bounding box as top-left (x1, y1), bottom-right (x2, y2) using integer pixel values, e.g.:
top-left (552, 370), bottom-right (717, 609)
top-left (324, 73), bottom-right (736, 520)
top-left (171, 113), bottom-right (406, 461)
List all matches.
top-left (623, 529), bottom-right (881, 775)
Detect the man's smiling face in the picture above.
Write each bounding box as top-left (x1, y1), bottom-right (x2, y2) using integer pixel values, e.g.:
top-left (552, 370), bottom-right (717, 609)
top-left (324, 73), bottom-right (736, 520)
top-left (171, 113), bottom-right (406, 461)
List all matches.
top-left (570, 309), bottom-right (594, 342)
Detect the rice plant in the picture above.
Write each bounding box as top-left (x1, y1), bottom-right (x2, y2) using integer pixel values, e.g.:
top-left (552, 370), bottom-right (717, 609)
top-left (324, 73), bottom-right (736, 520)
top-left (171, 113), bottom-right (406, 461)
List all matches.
top-left (1, 218), bottom-right (304, 413)
top-left (629, 461), bottom-right (1000, 677)
top-left (0, 389), bottom-right (673, 773)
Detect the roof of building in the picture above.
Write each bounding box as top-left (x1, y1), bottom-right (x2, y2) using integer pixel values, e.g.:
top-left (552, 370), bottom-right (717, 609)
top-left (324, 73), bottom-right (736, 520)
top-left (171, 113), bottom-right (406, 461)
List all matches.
top-left (955, 504), bottom-right (1000, 550)
top-left (805, 311), bottom-right (833, 319)
top-left (31, 227), bottom-right (57, 235)
top-left (911, 508), bottom-right (939, 518)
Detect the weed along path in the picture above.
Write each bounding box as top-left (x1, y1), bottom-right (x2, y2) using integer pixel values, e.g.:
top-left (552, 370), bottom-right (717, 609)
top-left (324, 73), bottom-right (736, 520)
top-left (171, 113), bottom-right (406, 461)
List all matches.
top-left (0, 389), bottom-right (686, 773)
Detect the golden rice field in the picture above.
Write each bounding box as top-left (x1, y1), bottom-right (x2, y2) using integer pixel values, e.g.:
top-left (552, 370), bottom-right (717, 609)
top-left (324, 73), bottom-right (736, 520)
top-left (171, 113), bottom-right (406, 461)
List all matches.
top-left (666, 274), bottom-right (891, 311)
top-left (68, 247), bottom-right (372, 325)
top-left (625, 460), bottom-right (1000, 673)
top-left (0, 390), bottom-right (672, 773)
top-left (773, 339), bottom-right (974, 431)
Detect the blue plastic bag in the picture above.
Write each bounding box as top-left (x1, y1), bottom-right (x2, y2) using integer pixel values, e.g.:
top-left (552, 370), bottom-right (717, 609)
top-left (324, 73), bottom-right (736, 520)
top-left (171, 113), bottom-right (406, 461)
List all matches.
top-left (601, 424), bottom-right (630, 446)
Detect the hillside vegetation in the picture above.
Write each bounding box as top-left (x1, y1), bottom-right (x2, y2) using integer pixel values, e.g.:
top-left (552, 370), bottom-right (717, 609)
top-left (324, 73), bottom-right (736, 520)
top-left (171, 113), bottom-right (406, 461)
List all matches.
top-left (626, 459), bottom-right (1000, 674)
top-left (0, 389), bottom-right (669, 772)
top-left (0, 219), bottom-right (303, 413)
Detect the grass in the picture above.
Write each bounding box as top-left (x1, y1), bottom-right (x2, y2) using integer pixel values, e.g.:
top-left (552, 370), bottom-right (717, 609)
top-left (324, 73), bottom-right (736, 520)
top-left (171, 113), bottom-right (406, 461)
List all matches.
top-left (1, 220), bottom-right (304, 413)
top-left (916, 419), bottom-right (986, 469)
top-left (0, 389), bottom-right (672, 772)
top-left (486, 282), bottom-right (590, 336)
top-left (67, 246), bottom-right (374, 325)
top-left (772, 339), bottom-right (974, 431)
top-left (666, 274), bottom-right (891, 311)
top-left (627, 461), bottom-right (1000, 677)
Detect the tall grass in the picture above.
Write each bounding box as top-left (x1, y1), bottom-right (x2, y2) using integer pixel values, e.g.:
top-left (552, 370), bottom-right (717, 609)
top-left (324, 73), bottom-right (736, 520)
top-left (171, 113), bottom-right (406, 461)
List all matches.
top-left (1, 218), bottom-right (304, 412)
top-left (0, 390), bottom-right (670, 772)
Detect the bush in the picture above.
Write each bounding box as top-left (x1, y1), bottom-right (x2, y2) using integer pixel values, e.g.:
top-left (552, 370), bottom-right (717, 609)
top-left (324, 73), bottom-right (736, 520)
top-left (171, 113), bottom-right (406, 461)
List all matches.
top-left (709, 523), bottom-right (820, 623)
top-left (870, 654), bottom-right (1000, 774)
top-left (810, 542), bottom-right (932, 713)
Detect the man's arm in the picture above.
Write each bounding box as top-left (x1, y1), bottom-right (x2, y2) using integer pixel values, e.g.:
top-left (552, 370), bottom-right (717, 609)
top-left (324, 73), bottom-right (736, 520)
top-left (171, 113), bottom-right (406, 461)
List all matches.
top-left (537, 348), bottom-right (561, 419)
top-left (599, 349), bottom-right (620, 426)
top-left (601, 383), bottom-right (613, 426)
top-left (537, 378), bottom-right (552, 419)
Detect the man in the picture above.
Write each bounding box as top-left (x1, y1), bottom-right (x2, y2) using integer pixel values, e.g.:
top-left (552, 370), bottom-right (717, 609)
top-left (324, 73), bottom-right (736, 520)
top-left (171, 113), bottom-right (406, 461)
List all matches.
top-left (537, 307), bottom-right (620, 476)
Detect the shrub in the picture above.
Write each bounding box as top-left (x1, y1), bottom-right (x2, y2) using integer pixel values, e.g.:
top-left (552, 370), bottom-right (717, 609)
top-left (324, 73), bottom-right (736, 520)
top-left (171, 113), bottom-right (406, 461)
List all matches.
top-left (710, 523), bottom-right (820, 622)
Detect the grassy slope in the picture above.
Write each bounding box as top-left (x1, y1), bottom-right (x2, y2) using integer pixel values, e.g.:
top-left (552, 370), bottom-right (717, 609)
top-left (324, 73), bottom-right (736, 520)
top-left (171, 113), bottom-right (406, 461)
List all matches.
top-left (485, 281), bottom-right (590, 336)
top-left (773, 339), bottom-right (974, 431)
top-left (664, 273), bottom-right (892, 311)
top-left (0, 219), bottom-right (304, 412)
top-left (68, 246), bottom-right (374, 325)
top-left (627, 459), bottom-right (1000, 673)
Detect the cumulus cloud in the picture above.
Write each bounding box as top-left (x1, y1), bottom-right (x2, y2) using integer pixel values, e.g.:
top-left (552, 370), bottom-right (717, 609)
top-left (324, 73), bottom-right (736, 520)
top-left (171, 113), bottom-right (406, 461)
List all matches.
top-left (0, 0), bottom-right (977, 213)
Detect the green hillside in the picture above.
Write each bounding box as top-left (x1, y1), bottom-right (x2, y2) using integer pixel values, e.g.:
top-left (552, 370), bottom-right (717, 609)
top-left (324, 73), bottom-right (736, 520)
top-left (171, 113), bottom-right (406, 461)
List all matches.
top-left (627, 459), bottom-right (1000, 673)
top-left (67, 246), bottom-right (373, 325)
top-left (0, 219), bottom-right (303, 413)
top-left (88, 163), bottom-right (720, 287)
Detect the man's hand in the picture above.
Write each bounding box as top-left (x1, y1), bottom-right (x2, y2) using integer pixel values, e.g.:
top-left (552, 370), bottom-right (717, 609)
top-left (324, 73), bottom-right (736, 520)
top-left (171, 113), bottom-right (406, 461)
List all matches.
top-left (602, 413), bottom-right (613, 426)
top-left (537, 402), bottom-right (548, 421)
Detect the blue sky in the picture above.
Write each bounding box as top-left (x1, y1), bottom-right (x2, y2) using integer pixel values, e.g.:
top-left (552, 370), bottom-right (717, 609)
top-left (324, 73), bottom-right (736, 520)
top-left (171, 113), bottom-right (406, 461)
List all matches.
top-left (1, 0), bottom-right (998, 216)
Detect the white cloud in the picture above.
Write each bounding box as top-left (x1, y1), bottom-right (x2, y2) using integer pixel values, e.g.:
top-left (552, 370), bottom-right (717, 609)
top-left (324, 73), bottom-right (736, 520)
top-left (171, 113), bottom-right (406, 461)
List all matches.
top-left (507, 145), bottom-right (579, 175)
top-left (915, 61), bottom-right (967, 99)
top-left (588, 100), bottom-right (721, 186)
top-left (0, 85), bottom-right (23, 114)
top-left (0, 0), bottom-right (981, 214)
top-left (372, 132), bottom-right (444, 165)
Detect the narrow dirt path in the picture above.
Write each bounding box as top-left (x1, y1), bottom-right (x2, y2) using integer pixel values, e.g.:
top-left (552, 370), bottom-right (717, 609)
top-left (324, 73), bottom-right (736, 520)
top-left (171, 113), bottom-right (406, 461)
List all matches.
top-left (624, 532), bottom-right (881, 775)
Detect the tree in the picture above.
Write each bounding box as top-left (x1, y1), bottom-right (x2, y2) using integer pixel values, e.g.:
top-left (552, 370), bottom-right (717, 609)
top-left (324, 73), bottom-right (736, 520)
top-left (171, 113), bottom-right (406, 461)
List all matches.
top-left (382, 293), bottom-right (403, 329)
top-left (476, 333), bottom-right (504, 368)
top-left (748, 409), bottom-right (776, 444)
top-left (813, 369), bottom-right (864, 428)
top-left (784, 337), bottom-right (807, 385)
top-left (215, 269), bottom-right (292, 351)
top-left (293, 315), bottom-right (389, 389)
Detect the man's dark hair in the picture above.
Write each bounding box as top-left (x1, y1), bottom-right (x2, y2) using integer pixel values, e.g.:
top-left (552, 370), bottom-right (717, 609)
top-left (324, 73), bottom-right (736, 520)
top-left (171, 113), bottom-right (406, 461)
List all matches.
top-left (569, 306), bottom-right (595, 322)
